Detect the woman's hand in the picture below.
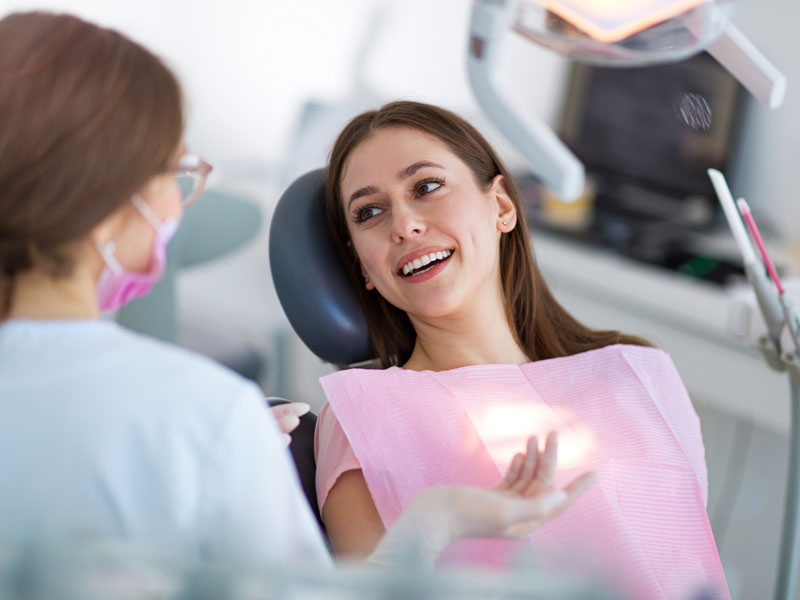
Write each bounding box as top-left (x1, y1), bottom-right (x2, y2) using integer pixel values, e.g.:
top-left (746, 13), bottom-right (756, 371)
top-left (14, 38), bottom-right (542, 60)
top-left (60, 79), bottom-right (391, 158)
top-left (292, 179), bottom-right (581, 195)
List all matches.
top-left (367, 431), bottom-right (598, 567)
top-left (267, 400), bottom-right (311, 446)
top-left (432, 431), bottom-right (598, 540)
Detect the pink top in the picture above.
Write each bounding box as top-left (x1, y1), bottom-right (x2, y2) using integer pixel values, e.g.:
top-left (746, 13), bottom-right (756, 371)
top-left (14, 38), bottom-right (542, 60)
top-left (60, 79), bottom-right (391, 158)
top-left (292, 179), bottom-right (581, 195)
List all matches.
top-left (315, 344), bottom-right (728, 599)
top-left (315, 402), bottom-right (361, 510)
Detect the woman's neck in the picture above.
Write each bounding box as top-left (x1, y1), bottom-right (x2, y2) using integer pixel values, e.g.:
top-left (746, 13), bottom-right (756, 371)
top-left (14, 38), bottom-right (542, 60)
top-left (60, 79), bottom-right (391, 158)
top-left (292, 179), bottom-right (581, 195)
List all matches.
top-left (403, 285), bottom-right (530, 371)
top-left (7, 265), bottom-right (100, 320)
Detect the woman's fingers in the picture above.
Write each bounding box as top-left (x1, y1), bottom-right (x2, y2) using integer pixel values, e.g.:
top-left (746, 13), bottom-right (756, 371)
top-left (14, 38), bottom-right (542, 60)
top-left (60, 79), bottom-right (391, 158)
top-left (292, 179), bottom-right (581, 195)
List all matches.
top-left (269, 401), bottom-right (311, 420)
top-left (504, 470), bottom-right (599, 537)
top-left (512, 435), bottom-right (539, 492)
top-left (547, 470), bottom-right (601, 521)
top-left (564, 470), bottom-right (600, 502)
top-left (269, 402), bottom-right (310, 436)
top-left (532, 431), bottom-right (559, 490)
top-left (502, 453), bottom-right (524, 488)
top-left (276, 414), bottom-right (300, 433)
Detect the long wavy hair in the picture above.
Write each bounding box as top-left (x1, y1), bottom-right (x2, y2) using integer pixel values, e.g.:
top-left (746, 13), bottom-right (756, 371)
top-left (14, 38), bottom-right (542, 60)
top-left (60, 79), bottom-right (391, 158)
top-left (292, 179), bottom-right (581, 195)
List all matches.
top-left (325, 101), bottom-right (649, 368)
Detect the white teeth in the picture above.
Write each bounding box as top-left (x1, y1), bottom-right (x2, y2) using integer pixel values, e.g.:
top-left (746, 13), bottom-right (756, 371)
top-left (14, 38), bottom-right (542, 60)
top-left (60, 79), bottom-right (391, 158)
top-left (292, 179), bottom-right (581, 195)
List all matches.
top-left (401, 250), bottom-right (453, 276)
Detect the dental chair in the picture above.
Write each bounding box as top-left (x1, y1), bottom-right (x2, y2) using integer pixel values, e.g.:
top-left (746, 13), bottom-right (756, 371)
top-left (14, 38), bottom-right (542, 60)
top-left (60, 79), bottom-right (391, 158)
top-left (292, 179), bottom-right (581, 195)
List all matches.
top-left (269, 169), bottom-right (373, 533)
top-left (270, 169), bottom-right (372, 367)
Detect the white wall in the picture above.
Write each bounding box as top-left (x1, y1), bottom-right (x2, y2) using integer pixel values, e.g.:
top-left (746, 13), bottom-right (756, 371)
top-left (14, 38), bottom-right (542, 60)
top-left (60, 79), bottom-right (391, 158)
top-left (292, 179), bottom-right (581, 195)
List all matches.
top-left (2, 0), bottom-right (794, 236)
top-left (0, 0), bottom-right (570, 182)
top-left (725, 0), bottom-right (800, 243)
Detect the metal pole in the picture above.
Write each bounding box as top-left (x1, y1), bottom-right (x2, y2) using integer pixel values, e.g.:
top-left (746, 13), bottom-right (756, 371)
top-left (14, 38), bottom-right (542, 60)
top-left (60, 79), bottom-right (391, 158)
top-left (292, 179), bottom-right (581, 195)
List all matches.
top-left (775, 378), bottom-right (800, 600)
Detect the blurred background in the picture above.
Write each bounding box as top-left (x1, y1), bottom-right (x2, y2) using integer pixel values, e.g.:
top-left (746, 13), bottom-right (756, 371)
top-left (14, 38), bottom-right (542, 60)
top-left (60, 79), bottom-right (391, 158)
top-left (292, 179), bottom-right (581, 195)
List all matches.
top-left (1, 0), bottom-right (799, 597)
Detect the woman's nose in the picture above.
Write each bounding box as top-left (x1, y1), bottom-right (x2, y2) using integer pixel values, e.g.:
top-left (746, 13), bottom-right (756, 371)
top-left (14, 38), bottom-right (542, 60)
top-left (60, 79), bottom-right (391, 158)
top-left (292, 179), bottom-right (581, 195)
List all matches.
top-left (391, 204), bottom-right (426, 242)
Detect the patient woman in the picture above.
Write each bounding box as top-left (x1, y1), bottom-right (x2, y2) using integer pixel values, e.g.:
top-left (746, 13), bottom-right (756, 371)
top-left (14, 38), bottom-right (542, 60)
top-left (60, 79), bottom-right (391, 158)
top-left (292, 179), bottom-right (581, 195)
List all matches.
top-left (316, 101), bottom-right (729, 598)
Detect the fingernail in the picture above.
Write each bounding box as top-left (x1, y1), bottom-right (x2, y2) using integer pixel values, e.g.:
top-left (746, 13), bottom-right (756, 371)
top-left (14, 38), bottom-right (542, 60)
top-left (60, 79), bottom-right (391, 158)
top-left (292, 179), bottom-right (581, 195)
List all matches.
top-left (282, 433), bottom-right (292, 447)
top-left (290, 402), bottom-right (311, 415)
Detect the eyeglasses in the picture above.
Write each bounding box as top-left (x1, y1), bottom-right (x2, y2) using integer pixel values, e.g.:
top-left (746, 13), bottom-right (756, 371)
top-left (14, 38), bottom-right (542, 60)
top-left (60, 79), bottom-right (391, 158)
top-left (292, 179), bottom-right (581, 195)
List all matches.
top-left (174, 152), bottom-right (213, 206)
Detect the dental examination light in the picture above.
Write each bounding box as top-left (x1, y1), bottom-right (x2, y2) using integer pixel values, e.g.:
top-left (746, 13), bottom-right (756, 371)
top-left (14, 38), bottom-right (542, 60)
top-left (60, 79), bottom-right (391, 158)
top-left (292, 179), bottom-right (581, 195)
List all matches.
top-left (468, 0), bottom-right (786, 200)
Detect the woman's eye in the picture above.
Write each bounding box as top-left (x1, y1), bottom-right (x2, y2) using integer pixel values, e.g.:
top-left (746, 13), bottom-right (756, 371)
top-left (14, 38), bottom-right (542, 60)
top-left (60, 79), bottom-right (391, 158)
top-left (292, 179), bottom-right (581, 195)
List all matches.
top-left (415, 180), bottom-right (443, 197)
top-left (354, 206), bottom-right (384, 222)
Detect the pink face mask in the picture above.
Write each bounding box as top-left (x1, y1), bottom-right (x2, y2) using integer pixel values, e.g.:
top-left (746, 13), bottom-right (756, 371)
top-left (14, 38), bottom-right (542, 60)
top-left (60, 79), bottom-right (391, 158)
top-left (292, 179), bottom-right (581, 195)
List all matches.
top-left (96, 195), bottom-right (179, 312)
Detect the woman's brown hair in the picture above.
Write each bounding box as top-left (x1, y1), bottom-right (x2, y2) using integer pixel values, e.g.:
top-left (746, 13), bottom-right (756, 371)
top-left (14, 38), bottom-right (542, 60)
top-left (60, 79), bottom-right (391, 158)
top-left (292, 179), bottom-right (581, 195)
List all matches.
top-left (0, 12), bottom-right (184, 315)
top-left (325, 100), bottom-right (649, 367)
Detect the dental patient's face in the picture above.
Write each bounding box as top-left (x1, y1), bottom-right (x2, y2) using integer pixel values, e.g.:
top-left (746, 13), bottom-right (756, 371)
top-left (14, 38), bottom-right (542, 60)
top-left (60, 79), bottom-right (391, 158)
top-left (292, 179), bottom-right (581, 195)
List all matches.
top-left (340, 127), bottom-right (508, 320)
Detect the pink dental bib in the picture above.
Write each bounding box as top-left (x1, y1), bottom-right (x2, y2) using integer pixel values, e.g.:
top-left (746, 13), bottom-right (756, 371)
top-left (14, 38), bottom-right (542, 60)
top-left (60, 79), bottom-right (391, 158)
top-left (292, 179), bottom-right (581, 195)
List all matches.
top-left (318, 344), bottom-right (729, 599)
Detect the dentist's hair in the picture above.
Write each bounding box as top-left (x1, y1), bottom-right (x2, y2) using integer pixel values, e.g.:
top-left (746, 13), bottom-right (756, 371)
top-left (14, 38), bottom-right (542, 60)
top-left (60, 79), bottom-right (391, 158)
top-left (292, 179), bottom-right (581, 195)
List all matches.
top-left (326, 101), bottom-right (649, 367)
top-left (0, 12), bottom-right (183, 316)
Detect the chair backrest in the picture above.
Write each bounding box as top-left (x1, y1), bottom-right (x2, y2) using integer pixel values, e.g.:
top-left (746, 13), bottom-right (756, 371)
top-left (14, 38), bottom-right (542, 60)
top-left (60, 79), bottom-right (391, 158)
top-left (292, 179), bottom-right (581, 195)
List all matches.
top-left (269, 169), bottom-right (373, 366)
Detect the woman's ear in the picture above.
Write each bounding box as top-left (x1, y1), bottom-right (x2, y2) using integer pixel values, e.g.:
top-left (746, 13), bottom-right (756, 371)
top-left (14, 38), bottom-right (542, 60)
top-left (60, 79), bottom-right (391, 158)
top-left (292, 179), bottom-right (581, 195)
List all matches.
top-left (491, 175), bottom-right (517, 232)
top-left (360, 263), bottom-right (375, 290)
top-left (87, 205), bottom-right (127, 247)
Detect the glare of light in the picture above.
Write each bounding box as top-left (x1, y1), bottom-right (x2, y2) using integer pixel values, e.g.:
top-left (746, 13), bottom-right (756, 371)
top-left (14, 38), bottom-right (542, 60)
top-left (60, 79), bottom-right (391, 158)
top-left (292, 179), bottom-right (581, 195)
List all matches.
top-left (542, 0), bottom-right (708, 42)
top-left (469, 404), bottom-right (595, 469)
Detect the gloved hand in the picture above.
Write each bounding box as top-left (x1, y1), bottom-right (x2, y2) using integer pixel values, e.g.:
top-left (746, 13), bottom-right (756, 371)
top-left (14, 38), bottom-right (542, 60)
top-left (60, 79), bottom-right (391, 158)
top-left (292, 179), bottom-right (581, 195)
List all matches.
top-left (366, 431), bottom-right (598, 567)
top-left (267, 400), bottom-right (311, 446)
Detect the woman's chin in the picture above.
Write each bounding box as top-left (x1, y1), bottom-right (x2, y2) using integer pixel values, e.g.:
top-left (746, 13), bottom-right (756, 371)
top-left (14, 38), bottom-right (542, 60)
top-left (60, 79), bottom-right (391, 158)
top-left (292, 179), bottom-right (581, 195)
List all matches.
top-left (403, 300), bottom-right (465, 321)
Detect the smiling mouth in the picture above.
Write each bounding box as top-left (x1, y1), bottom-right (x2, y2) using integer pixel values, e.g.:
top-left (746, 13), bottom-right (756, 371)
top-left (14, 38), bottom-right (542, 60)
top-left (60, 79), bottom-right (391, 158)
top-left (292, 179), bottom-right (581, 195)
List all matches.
top-left (399, 249), bottom-right (454, 277)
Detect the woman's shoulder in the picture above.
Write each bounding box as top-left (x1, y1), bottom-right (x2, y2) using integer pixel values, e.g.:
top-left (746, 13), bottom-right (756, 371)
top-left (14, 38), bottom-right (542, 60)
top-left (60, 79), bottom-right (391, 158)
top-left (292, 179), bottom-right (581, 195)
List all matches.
top-left (0, 319), bottom-right (269, 453)
top-left (572, 343), bottom-right (669, 362)
top-left (98, 322), bottom-right (243, 378)
top-left (519, 343), bottom-right (674, 378)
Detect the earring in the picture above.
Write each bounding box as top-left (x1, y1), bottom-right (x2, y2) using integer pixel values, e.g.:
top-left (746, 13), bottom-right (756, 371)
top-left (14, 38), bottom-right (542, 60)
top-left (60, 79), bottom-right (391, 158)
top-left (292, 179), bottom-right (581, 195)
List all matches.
top-left (502, 220), bottom-right (508, 226)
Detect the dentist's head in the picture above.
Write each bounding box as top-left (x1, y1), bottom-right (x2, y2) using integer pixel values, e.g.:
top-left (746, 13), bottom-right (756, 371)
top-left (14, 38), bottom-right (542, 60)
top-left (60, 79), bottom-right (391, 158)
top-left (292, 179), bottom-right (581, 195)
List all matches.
top-left (0, 12), bottom-right (205, 319)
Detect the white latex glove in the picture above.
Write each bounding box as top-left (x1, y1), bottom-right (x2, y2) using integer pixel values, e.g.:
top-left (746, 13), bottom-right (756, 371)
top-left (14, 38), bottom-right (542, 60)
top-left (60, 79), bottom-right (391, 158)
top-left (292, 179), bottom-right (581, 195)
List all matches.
top-left (367, 432), bottom-right (598, 568)
top-left (267, 400), bottom-right (311, 447)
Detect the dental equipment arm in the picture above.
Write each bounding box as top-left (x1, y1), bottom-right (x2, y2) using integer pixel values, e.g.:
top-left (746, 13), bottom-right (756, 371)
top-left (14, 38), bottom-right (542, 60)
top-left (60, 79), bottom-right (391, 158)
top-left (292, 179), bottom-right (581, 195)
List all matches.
top-left (704, 24), bottom-right (787, 110)
top-left (468, 0), bottom-right (585, 201)
top-left (709, 169), bottom-right (800, 600)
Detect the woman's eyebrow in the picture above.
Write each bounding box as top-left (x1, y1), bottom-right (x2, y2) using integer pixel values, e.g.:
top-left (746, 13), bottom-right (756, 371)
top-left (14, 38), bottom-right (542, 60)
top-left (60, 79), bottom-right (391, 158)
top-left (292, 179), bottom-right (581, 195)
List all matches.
top-left (348, 185), bottom-right (378, 208)
top-left (347, 161), bottom-right (445, 208)
top-left (397, 160), bottom-right (444, 180)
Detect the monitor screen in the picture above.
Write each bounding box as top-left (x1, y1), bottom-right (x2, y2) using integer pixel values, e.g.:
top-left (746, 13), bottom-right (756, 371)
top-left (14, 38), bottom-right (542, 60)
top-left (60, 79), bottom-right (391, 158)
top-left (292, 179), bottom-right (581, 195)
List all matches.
top-left (559, 52), bottom-right (743, 200)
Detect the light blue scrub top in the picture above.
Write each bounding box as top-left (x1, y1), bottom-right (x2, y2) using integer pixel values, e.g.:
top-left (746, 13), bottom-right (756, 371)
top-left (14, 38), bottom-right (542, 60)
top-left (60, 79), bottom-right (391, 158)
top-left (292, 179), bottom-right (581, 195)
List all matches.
top-left (0, 319), bottom-right (330, 566)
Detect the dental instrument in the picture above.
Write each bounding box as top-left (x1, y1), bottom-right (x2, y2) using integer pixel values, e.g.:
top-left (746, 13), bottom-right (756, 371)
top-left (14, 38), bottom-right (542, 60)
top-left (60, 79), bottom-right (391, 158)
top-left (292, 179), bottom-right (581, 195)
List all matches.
top-left (737, 198), bottom-right (784, 295)
top-left (709, 169), bottom-right (800, 600)
top-left (709, 169), bottom-right (785, 347)
top-left (736, 197), bottom-right (800, 355)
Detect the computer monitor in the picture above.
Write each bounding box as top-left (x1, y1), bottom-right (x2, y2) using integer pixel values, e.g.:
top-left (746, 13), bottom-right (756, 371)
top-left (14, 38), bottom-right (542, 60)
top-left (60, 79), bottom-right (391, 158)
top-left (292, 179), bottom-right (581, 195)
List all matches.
top-left (559, 51), bottom-right (744, 213)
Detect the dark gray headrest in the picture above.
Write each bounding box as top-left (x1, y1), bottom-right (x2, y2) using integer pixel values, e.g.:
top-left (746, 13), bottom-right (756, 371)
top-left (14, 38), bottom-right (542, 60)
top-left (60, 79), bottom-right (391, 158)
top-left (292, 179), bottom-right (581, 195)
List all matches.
top-left (269, 169), bottom-right (373, 365)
